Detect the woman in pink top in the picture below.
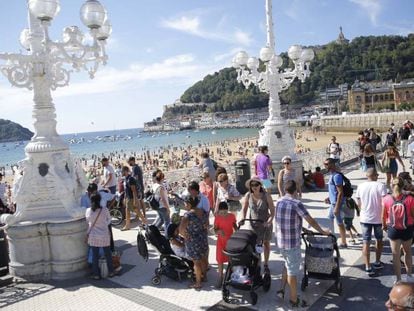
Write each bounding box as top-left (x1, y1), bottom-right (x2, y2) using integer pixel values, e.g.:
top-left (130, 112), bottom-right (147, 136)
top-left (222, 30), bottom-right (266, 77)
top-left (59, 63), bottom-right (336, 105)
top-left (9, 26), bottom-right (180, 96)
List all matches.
top-left (382, 178), bottom-right (414, 282)
top-left (86, 193), bottom-right (115, 279)
top-left (199, 172), bottom-right (214, 212)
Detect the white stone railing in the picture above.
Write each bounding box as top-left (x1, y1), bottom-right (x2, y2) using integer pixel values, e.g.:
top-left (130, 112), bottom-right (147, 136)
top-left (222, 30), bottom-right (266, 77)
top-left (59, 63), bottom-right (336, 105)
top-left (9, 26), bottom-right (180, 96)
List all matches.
top-left (297, 141), bottom-right (361, 171)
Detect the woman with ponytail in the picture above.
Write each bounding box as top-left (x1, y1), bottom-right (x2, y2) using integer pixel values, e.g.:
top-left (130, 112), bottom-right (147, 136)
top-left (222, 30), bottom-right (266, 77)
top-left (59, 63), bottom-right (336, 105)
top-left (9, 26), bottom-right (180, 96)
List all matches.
top-left (382, 178), bottom-right (414, 282)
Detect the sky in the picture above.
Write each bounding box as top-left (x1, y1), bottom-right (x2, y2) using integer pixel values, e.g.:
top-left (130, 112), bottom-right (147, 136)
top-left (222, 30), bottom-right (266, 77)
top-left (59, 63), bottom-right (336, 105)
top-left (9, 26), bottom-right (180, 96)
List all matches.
top-left (0, 0), bottom-right (413, 134)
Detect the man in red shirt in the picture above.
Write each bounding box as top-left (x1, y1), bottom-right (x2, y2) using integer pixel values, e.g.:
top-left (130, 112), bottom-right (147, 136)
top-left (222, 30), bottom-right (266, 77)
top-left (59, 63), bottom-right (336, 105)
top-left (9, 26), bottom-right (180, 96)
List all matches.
top-left (312, 167), bottom-right (325, 189)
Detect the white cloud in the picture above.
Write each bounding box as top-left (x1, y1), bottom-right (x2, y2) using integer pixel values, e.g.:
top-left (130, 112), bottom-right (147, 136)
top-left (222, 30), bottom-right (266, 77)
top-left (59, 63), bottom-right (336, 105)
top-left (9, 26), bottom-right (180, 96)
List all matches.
top-left (161, 15), bottom-right (252, 46)
top-left (349, 0), bottom-right (382, 26)
top-left (162, 16), bottom-right (201, 35)
top-left (213, 47), bottom-right (243, 63)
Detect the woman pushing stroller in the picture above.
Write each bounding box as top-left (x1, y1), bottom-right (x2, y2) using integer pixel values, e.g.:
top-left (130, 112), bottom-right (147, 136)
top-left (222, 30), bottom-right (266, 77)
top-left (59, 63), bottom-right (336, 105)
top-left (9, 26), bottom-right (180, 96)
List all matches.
top-left (240, 177), bottom-right (275, 273)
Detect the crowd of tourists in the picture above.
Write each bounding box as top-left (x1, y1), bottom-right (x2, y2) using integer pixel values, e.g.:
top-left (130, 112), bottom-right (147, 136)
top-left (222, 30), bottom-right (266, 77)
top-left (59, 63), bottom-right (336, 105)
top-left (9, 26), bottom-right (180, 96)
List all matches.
top-left (3, 120), bottom-right (414, 309)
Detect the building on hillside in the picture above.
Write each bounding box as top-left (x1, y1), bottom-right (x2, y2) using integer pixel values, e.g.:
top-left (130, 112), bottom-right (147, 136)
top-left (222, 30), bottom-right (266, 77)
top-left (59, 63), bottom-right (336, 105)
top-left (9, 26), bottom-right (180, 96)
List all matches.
top-left (318, 83), bottom-right (348, 103)
top-left (336, 26), bottom-right (349, 45)
top-left (348, 80), bottom-right (414, 112)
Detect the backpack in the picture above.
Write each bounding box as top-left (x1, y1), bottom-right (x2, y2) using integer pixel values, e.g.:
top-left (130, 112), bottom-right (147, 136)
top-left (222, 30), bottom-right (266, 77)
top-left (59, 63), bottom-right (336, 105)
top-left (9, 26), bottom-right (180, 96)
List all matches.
top-left (389, 195), bottom-right (408, 230)
top-left (333, 172), bottom-right (353, 198)
top-left (144, 185), bottom-right (160, 210)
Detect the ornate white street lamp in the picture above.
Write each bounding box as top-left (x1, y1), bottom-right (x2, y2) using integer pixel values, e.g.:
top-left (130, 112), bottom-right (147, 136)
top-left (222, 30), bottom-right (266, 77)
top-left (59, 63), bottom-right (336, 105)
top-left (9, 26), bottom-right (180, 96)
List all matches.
top-left (0, 0), bottom-right (111, 280)
top-left (233, 0), bottom-right (314, 172)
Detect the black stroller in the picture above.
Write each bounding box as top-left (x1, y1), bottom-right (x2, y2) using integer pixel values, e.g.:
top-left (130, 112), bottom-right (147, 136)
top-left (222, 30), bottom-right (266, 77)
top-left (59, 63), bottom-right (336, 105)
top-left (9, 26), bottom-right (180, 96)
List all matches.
top-left (222, 219), bottom-right (271, 305)
top-left (301, 229), bottom-right (342, 294)
top-left (141, 225), bottom-right (194, 285)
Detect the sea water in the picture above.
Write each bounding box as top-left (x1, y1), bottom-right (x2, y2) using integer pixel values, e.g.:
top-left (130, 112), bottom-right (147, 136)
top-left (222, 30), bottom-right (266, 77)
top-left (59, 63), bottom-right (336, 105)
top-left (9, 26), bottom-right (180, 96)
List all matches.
top-left (0, 127), bottom-right (259, 167)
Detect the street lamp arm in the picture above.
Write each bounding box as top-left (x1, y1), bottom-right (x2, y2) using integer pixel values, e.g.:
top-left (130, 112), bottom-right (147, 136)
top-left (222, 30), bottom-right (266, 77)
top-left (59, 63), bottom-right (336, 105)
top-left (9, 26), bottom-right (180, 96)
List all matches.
top-left (0, 53), bottom-right (34, 89)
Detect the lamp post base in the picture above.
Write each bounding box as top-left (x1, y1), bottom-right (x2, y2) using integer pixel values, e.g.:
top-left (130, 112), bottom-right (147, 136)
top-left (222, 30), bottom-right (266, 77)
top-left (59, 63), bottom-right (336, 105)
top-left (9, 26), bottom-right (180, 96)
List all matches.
top-left (258, 118), bottom-right (303, 194)
top-left (6, 218), bottom-right (88, 281)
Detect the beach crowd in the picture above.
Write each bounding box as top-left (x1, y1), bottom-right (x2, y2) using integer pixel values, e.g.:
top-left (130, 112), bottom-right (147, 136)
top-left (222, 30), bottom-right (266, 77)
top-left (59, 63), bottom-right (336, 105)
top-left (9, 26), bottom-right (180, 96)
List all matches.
top-left (3, 121), bottom-right (414, 309)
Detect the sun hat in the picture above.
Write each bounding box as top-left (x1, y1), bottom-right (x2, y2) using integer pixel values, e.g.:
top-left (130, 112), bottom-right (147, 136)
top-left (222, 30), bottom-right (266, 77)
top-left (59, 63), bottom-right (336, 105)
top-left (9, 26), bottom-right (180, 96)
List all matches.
top-left (245, 177), bottom-right (263, 190)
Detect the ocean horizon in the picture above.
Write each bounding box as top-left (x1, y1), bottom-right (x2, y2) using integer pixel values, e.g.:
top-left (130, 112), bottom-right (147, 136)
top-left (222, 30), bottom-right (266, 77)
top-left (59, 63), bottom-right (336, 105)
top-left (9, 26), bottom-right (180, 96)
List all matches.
top-left (0, 127), bottom-right (260, 168)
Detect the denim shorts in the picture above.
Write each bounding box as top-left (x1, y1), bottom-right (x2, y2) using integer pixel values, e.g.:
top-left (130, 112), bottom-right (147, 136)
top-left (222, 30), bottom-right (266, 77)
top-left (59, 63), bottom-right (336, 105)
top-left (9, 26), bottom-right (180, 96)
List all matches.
top-left (329, 203), bottom-right (345, 225)
top-left (360, 223), bottom-right (383, 242)
top-left (280, 247), bottom-right (301, 276)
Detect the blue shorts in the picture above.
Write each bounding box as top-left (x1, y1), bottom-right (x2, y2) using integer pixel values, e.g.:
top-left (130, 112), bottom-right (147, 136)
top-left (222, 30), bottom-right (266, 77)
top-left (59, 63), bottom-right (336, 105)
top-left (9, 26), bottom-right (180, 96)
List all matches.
top-left (280, 247), bottom-right (301, 276)
top-left (329, 204), bottom-right (345, 225)
top-left (360, 223), bottom-right (383, 242)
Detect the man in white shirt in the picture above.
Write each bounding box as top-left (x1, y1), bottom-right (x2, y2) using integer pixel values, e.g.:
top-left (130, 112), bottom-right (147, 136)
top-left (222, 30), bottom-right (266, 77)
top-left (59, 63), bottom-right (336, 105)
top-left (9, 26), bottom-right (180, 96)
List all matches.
top-left (355, 168), bottom-right (387, 276)
top-left (101, 158), bottom-right (117, 194)
top-left (327, 136), bottom-right (342, 165)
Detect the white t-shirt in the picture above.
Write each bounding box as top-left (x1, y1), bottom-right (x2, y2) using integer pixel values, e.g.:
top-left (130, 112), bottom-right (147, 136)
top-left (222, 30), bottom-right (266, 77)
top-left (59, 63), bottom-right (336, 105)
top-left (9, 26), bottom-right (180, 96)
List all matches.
top-left (328, 143), bottom-right (341, 160)
top-left (355, 181), bottom-right (387, 224)
top-left (103, 164), bottom-right (117, 188)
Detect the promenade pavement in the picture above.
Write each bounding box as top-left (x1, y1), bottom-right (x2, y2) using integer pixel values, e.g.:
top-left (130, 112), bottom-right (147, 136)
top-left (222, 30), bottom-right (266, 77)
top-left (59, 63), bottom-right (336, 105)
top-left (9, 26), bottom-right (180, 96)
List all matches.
top-left (0, 157), bottom-right (411, 311)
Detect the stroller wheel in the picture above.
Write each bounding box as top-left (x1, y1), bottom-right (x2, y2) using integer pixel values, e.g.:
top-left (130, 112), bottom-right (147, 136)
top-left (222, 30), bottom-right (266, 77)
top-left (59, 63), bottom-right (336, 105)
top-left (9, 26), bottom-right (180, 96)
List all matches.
top-left (250, 291), bottom-right (258, 305)
top-left (335, 280), bottom-right (342, 295)
top-left (262, 273), bottom-right (271, 292)
top-left (151, 276), bottom-right (161, 285)
top-left (222, 289), bottom-right (230, 303)
top-left (301, 276), bottom-right (308, 291)
top-left (110, 209), bottom-right (124, 226)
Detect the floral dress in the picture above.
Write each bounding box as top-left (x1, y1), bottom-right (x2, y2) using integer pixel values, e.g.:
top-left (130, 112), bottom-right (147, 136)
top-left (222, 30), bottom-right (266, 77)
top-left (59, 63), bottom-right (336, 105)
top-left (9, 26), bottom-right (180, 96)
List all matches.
top-left (184, 211), bottom-right (208, 260)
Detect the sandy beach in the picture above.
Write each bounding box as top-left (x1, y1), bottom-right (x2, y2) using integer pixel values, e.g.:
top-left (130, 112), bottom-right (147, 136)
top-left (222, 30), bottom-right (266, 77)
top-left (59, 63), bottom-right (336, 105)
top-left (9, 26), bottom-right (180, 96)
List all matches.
top-left (3, 129), bottom-right (359, 192)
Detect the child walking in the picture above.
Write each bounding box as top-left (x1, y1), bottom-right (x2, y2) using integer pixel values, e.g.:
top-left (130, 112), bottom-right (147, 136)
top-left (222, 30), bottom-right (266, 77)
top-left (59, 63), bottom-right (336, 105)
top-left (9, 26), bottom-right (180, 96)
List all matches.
top-left (344, 197), bottom-right (361, 244)
top-left (214, 201), bottom-right (237, 288)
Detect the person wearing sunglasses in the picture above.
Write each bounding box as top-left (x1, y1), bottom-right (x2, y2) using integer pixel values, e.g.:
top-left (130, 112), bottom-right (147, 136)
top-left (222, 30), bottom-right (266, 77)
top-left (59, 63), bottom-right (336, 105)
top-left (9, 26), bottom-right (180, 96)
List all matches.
top-left (241, 177), bottom-right (275, 273)
top-left (385, 282), bottom-right (414, 310)
top-left (277, 156), bottom-right (302, 198)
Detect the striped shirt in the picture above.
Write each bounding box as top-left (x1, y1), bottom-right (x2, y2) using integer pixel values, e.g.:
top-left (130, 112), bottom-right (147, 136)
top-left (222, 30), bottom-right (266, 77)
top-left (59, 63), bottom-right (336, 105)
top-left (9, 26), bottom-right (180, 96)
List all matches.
top-left (275, 195), bottom-right (309, 249)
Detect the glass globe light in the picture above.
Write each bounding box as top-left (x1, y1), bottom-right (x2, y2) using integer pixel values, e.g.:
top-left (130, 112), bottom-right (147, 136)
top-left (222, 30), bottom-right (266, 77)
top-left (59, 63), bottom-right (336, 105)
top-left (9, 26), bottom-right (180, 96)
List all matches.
top-left (96, 19), bottom-right (112, 40)
top-left (231, 56), bottom-right (239, 68)
top-left (19, 28), bottom-right (31, 51)
top-left (301, 48), bottom-right (315, 62)
top-left (62, 26), bottom-right (84, 45)
top-left (28, 0), bottom-right (60, 22)
top-left (270, 55), bottom-right (283, 68)
top-left (288, 45), bottom-right (302, 61)
top-left (235, 51), bottom-right (249, 66)
top-left (259, 46), bottom-right (273, 62)
top-left (247, 57), bottom-right (259, 70)
top-left (80, 0), bottom-right (107, 29)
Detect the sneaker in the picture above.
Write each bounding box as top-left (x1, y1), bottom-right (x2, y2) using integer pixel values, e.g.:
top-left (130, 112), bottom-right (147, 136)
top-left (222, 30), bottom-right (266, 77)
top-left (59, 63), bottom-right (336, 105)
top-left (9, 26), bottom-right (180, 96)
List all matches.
top-left (349, 239), bottom-right (356, 245)
top-left (372, 261), bottom-right (384, 270)
top-left (365, 268), bottom-right (375, 277)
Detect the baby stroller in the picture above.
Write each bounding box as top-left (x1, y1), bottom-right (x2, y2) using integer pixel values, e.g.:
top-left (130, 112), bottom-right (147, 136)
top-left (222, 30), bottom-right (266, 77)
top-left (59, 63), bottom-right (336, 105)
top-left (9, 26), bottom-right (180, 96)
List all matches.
top-left (143, 225), bottom-right (194, 285)
top-left (301, 229), bottom-right (342, 294)
top-left (222, 219), bottom-right (271, 305)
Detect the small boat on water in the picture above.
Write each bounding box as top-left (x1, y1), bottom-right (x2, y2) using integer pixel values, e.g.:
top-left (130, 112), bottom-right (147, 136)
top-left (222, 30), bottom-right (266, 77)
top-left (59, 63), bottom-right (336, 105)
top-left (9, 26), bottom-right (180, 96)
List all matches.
top-left (211, 130), bottom-right (217, 135)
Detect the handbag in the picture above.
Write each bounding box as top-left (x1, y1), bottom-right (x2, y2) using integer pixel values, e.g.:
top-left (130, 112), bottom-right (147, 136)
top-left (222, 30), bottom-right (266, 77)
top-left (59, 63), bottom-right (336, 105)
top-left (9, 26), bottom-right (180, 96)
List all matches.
top-left (375, 157), bottom-right (384, 173)
top-left (99, 257), bottom-right (109, 278)
top-left (112, 250), bottom-right (121, 269)
top-left (85, 208), bottom-right (103, 243)
top-left (262, 179), bottom-right (273, 189)
top-left (382, 152), bottom-right (390, 172)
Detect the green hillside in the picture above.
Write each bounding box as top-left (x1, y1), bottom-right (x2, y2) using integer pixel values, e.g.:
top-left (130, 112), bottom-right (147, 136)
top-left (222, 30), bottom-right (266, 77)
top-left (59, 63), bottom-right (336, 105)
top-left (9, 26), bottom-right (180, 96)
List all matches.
top-left (163, 34), bottom-right (414, 117)
top-left (0, 119), bottom-right (33, 143)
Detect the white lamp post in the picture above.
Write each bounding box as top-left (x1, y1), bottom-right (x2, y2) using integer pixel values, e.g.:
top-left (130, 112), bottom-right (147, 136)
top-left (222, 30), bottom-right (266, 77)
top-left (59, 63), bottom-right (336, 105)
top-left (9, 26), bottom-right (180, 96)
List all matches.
top-left (233, 0), bottom-right (314, 171)
top-left (0, 0), bottom-right (111, 281)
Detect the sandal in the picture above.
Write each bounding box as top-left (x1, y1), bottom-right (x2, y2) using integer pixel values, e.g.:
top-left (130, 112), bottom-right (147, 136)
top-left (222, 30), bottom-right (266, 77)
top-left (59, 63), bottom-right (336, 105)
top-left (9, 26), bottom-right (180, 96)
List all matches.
top-left (188, 283), bottom-right (202, 291)
top-left (276, 289), bottom-right (285, 299)
top-left (290, 298), bottom-right (308, 308)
